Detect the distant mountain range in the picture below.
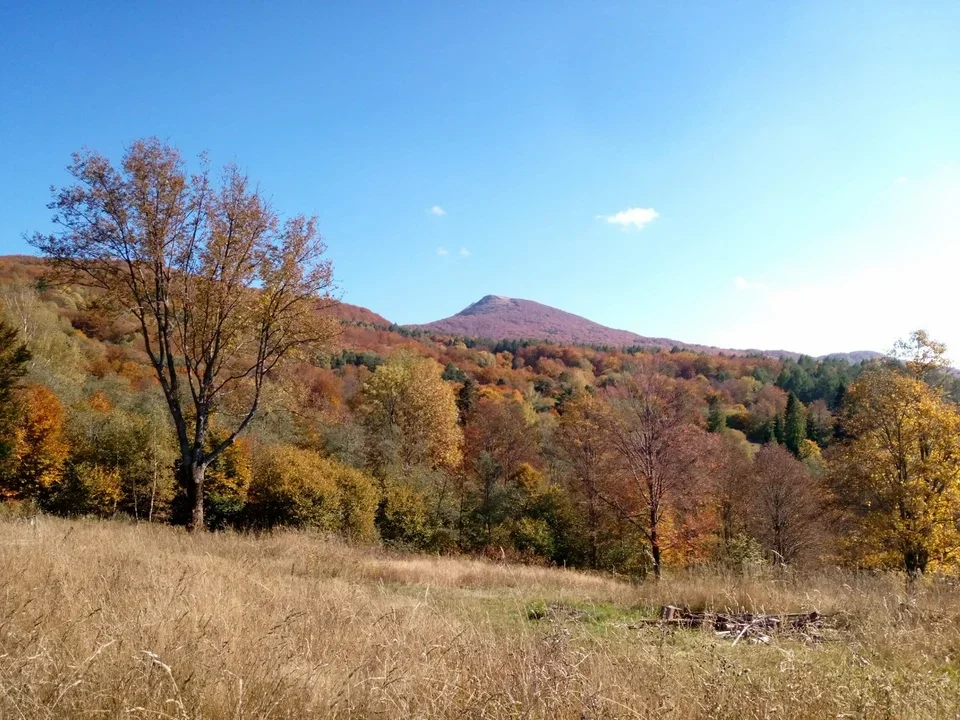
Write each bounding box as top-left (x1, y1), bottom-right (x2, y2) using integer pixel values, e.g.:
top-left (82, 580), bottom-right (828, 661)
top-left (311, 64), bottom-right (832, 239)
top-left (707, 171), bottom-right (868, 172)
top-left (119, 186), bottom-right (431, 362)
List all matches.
top-left (407, 294), bottom-right (884, 362)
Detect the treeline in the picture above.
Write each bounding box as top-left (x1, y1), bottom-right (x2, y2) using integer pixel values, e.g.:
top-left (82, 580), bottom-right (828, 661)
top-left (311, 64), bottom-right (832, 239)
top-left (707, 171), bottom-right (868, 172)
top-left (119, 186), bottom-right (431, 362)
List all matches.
top-left (2, 273), bottom-right (959, 577)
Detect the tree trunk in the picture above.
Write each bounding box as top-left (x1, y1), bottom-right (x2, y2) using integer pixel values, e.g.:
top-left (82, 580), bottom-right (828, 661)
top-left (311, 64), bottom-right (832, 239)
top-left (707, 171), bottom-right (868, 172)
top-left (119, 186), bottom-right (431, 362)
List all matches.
top-left (148, 462), bottom-right (157, 523)
top-left (185, 461), bottom-right (205, 532)
top-left (650, 488), bottom-right (663, 579)
top-left (587, 488), bottom-right (599, 569)
top-left (650, 521), bottom-right (662, 580)
top-left (904, 545), bottom-right (928, 575)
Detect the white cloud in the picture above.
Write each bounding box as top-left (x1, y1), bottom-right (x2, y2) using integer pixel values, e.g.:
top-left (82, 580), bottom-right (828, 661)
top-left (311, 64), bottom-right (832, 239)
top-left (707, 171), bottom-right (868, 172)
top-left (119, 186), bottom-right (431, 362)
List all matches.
top-left (734, 276), bottom-right (749, 291)
top-left (596, 207), bottom-right (659, 231)
top-left (428, 205), bottom-right (446, 216)
top-left (437, 247), bottom-right (449, 256)
top-left (894, 177), bottom-right (908, 184)
top-left (459, 248), bottom-right (470, 257)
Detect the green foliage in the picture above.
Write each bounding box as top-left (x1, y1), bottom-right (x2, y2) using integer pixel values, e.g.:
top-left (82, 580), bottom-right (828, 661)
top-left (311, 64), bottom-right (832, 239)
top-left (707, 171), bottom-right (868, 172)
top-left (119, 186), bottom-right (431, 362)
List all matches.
top-left (715, 532), bottom-right (768, 572)
top-left (456, 377), bottom-right (478, 424)
top-left (202, 437), bottom-right (253, 531)
top-left (0, 320), bottom-right (30, 469)
top-left (706, 395), bottom-right (726, 433)
top-left (784, 392), bottom-right (807, 457)
top-left (442, 362), bottom-right (467, 383)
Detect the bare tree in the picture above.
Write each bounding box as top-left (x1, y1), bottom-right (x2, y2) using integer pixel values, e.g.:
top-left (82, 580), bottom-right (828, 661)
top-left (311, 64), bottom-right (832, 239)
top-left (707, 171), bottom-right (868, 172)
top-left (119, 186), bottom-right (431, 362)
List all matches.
top-left (747, 444), bottom-right (824, 565)
top-left (602, 375), bottom-right (708, 579)
top-left (711, 432), bottom-right (753, 550)
top-left (557, 393), bottom-right (615, 568)
top-left (31, 138), bottom-right (338, 529)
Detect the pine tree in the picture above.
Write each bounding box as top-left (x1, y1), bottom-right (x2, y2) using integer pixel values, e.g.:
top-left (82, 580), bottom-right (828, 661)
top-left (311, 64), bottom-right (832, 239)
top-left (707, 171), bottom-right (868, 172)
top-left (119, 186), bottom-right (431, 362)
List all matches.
top-left (784, 392), bottom-right (807, 458)
top-left (456, 377), bottom-right (478, 425)
top-left (763, 421), bottom-right (778, 444)
top-left (832, 381), bottom-right (848, 411)
top-left (0, 321), bottom-right (31, 469)
top-left (773, 413), bottom-right (785, 445)
top-left (707, 395), bottom-right (726, 433)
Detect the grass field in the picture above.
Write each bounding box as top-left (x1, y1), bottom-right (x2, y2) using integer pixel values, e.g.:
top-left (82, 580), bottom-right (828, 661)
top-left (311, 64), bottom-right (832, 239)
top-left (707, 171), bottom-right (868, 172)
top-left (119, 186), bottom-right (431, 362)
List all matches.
top-left (0, 515), bottom-right (958, 718)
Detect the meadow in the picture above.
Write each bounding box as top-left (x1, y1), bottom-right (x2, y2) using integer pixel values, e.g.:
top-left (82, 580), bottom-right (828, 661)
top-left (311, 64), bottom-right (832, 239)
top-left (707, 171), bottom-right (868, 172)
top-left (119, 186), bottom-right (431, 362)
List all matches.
top-left (0, 514), bottom-right (957, 719)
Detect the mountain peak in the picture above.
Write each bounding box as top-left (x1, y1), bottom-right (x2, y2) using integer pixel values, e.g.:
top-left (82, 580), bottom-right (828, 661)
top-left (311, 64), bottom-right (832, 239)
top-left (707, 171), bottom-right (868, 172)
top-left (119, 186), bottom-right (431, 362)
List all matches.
top-left (413, 295), bottom-right (664, 348)
top-left (464, 294), bottom-right (515, 313)
top-left (409, 295), bottom-right (885, 360)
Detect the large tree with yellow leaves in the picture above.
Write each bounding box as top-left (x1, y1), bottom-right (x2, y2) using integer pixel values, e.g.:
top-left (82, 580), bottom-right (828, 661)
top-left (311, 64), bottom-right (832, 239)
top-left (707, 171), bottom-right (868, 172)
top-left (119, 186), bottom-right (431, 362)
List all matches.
top-left (832, 360), bottom-right (960, 574)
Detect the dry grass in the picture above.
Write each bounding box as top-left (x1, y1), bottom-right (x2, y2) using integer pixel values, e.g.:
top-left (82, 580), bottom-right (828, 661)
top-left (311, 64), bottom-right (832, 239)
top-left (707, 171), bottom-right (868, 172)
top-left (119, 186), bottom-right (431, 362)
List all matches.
top-left (0, 516), bottom-right (958, 718)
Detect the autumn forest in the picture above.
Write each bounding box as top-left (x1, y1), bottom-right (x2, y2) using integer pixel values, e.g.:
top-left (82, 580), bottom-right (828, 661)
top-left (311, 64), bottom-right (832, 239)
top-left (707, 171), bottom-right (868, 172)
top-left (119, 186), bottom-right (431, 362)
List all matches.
top-left (3, 139), bottom-right (960, 581)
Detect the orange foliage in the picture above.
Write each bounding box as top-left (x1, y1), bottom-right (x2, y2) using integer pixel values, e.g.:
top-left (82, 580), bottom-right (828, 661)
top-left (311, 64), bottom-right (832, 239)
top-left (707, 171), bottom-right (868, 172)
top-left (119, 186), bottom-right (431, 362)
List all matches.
top-left (2, 385), bottom-right (69, 500)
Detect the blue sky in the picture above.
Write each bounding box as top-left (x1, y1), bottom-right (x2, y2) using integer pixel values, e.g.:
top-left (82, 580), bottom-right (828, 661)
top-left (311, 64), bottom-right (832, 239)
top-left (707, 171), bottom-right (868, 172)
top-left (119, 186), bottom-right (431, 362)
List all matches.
top-left (2, 1), bottom-right (959, 356)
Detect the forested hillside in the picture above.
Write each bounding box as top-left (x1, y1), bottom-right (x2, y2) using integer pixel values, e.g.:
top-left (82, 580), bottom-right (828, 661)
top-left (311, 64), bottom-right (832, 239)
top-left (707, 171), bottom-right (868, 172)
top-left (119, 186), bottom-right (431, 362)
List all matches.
top-left (3, 246), bottom-right (958, 577)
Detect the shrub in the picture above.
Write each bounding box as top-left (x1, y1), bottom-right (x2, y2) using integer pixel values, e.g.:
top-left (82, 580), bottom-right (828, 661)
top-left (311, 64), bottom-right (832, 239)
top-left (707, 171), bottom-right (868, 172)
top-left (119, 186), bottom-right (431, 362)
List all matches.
top-left (248, 445), bottom-right (341, 530)
top-left (335, 463), bottom-right (379, 542)
top-left (248, 445), bottom-right (379, 538)
top-left (377, 481), bottom-right (432, 548)
top-left (45, 462), bottom-right (121, 517)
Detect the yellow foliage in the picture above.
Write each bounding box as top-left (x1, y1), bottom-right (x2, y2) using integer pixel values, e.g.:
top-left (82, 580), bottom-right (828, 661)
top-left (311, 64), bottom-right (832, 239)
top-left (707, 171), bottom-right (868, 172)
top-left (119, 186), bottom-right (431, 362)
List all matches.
top-left (833, 367), bottom-right (960, 573)
top-left (57, 463), bottom-right (122, 517)
top-left (206, 436), bottom-right (253, 501)
top-left (359, 352), bottom-right (463, 470)
top-left (249, 445), bottom-right (379, 538)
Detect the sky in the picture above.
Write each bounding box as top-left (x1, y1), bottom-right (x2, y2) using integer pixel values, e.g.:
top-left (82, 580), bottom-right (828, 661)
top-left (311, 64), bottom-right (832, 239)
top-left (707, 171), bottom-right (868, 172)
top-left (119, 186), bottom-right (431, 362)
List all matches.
top-left (1, 1), bottom-right (959, 357)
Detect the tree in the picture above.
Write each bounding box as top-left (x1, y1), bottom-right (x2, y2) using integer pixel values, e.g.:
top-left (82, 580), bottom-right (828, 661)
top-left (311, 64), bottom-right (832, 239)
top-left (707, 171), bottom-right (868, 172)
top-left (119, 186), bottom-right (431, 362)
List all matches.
top-left (784, 392), bottom-right (807, 457)
top-left (557, 394), bottom-right (614, 568)
top-left (358, 352), bottom-right (463, 472)
top-left (461, 394), bottom-right (539, 547)
top-left (772, 412), bottom-right (785, 445)
top-left (706, 394), bottom-right (726, 433)
top-left (832, 366), bottom-right (960, 573)
top-left (456, 376), bottom-right (478, 425)
top-left (711, 431), bottom-right (753, 553)
top-left (67, 390), bottom-right (178, 521)
top-left (0, 321), bottom-right (30, 468)
top-left (602, 374), bottom-right (708, 579)
top-left (32, 139), bottom-right (337, 529)
top-left (806, 399), bottom-right (834, 446)
top-left (747, 444), bottom-right (823, 565)
top-left (1, 385), bottom-right (69, 501)
top-left (892, 329), bottom-right (951, 390)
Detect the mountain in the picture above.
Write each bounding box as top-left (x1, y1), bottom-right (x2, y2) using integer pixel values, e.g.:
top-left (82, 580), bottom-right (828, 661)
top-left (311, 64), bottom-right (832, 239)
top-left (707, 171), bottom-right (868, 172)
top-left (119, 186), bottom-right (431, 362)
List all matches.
top-left (410, 294), bottom-right (883, 360)
top-left (412, 295), bottom-right (681, 349)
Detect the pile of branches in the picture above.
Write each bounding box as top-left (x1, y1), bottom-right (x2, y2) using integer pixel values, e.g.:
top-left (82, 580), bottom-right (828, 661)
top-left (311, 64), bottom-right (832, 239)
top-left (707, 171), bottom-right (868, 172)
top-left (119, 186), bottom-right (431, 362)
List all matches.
top-left (633, 605), bottom-right (831, 644)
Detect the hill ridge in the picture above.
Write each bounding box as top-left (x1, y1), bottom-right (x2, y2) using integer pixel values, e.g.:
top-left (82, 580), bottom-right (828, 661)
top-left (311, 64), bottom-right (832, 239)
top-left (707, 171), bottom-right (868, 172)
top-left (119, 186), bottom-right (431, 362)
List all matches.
top-left (408, 293), bottom-right (883, 361)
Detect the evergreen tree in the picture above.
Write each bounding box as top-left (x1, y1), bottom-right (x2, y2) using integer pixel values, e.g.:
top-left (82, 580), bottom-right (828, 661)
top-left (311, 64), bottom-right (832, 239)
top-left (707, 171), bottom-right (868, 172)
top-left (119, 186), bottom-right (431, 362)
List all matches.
top-left (832, 381), bottom-right (848, 411)
top-left (773, 413), bottom-right (785, 445)
top-left (784, 392), bottom-right (807, 457)
top-left (706, 395), bottom-right (726, 433)
top-left (456, 377), bottom-right (478, 425)
top-left (442, 362), bottom-right (467, 383)
top-left (0, 321), bottom-right (31, 467)
top-left (763, 421), bottom-right (778, 444)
